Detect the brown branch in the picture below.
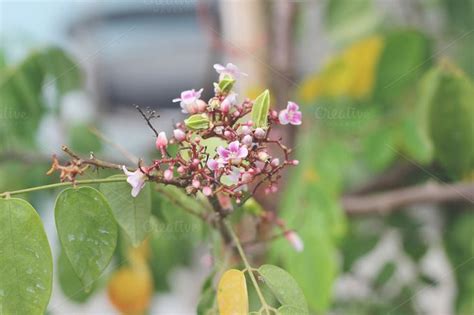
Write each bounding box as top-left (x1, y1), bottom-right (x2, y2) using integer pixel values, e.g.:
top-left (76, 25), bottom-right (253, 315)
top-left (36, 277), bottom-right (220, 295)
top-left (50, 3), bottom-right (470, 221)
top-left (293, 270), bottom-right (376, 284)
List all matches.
top-left (62, 145), bottom-right (123, 170)
top-left (342, 181), bottom-right (474, 214)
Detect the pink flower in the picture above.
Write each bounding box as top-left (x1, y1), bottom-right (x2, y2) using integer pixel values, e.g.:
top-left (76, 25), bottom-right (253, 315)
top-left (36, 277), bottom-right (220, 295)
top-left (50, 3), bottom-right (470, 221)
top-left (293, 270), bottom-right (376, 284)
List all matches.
top-left (279, 102), bottom-right (302, 125)
top-left (213, 63), bottom-right (248, 79)
top-left (285, 231), bottom-right (304, 252)
top-left (207, 158), bottom-right (223, 171)
top-left (173, 88), bottom-right (205, 114)
top-left (217, 141), bottom-right (248, 164)
top-left (155, 131), bottom-right (168, 149)
top-left (122, 166), bottom-right (147, 197)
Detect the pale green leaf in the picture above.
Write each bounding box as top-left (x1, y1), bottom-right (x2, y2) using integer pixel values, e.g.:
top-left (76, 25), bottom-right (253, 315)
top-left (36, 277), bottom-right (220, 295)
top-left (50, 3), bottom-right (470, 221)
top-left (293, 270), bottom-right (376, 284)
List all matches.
top-left (100, 178), bottom-right (151, 247)
top-left (55, 187), bottom-right (118, 289)
top-left (251, 89), bottom-right (270, 128)
top-left (258, 265), bottom-right (308, 314)
top-left (0, 198), bottom-right (53, 315)
top-left (277, 305), bottom-right (307, 315)
top-left (184, 114), bottom-right (210, 130)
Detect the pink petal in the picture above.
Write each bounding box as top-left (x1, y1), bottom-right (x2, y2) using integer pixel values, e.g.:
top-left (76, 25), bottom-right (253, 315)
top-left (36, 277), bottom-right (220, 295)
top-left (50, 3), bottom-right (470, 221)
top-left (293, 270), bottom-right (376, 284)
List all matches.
top-left (228, 141), bottom-right (240, 153)
top-left (207, 159), bottom-right (218, 171)
top-left (290, 111), bottom-right (302, 125)
top-left (287, 101), bottom-right (299, 112)
top-left (217, 146), bottom-right (230, 159)
top-left (278, 110), bottom-right (290, 125)
top-left (213, 64), bottom-right (226, 73)
top-left (122, 165), bottom-right (133, 176)
top-left (237, 146), bottom-right (248, 159)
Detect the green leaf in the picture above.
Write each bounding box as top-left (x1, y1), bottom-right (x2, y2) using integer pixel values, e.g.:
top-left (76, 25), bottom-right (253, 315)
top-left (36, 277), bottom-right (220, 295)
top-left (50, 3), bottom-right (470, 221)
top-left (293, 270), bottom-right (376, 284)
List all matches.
top-left (218, 74), bottom-right (236, 93)
top-left (324, 0), bottom-right (379, 44)
top-left (0, 198), bottom-right (53, 315)
top-left (184, 113), bottom-right (210, 130)
top-left (373, 30), bottom-right (432, 106)
top-left (57, 250), bottom-right (94, 303)
top-left (55, 187), bottom-right (118, 289)
top-left (251, 89), bottom-right (270, 128)
top-left (0, 47), bottom-right (82, 148)
top-left (100, 178), bottom-right (151, 247)
top-left (197, 273), bottom-right (217, 315)
top-left (428, 67), bottom-right (474, 178)
top-left (258, 265), bottom-right (308, 313)
top-left (278, 305), bottom-right (307, 315)
top-left (362, 126), bottom-right (396, 171)
top-left (69, 124), bottom-right (102, 155)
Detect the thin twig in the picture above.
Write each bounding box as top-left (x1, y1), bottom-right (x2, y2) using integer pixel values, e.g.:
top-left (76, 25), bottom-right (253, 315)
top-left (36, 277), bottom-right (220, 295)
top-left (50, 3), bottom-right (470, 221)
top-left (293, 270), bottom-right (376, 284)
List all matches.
top-left (135, 105), bottom-right (159, 137)
top-left (343, 181), bottom-right (474, 214)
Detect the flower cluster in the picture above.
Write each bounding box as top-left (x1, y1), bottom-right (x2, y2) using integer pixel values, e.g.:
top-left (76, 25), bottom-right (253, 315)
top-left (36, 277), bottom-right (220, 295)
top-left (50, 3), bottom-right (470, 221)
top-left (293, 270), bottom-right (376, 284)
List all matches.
top-left (123, 63), bottom-right (302, 203)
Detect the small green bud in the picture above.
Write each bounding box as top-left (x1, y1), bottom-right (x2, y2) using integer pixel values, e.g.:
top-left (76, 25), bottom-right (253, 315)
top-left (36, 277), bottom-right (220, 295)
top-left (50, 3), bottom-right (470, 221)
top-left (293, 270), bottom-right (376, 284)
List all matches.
top-left (218, 75), bottom-right (236, 93)
top-left (184, 113), bottom-right (210, 130)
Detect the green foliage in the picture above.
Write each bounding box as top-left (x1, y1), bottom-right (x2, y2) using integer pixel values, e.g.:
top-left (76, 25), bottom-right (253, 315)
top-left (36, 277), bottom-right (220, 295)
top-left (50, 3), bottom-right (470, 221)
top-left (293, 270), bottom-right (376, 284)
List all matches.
top-left (324, 0), bottom-right (379, 44)
top-left (55, 187), bottom-right (118, 289)
top-left (373, 30), bottom-right (432, 106)
top-left (251, 89), bottom-right (270, 128)
top-left (69, 124), bottom-right (102, 155)
top-left (258, 264), bottom-right (309, 314)
top-left (427, 66), bottom-right (474, 178)
top-left (445, 211), bottom-right (474, 314)
top-left (197, 272), bottom-right (217, 315)
top-left (100, 177), bottom-right (151, 247)
top-left (0, 198), bottom-right (53, 315)
top-left (0, 47), bottom-right (82, 148)
top-left (57, 250), bottom-right (95, 303)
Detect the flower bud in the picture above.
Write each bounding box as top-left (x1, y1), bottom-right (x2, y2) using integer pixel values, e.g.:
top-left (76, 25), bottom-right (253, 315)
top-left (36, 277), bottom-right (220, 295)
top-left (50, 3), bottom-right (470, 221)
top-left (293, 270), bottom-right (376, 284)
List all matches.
top-left (291, 160), bottom-right (300, 166)
top-left (271, 158), bottom-right (280, 167)
top-left (220, 100), bottom-right (231, 113)
top-left (240, 126), bottom-right (251, 135)
top-left (164, 169), bottom-right (173, 181)
top-left (242, 134), bottom-right (253, 146)
top-left (155, 132), bottom-right (168, 149)
top-left (254, 128), bottom-right (266, 139)
top-left (196, 99), bottom-right (208, 112)
top-left (184, 114), bottom-right (210, 130)
top-left (173, 129), bottom-right (186, 142)
top-left (192, 179), bottom-right (200, 188)
top-left (258, 151), bottom-right (269, 161)
top-left (241, 172), bottom-right (252, 183)
top-left (202, 186), bottom-right (212, 196)
top-left (285, 231), bottom-right (304, 252)
top-left (177, 166), bottom-right (185, 174)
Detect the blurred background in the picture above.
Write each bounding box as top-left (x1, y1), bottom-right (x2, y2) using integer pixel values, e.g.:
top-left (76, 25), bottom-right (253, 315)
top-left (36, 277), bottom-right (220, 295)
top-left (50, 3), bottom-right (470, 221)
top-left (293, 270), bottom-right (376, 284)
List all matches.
top-left (1, 0), bottom-right (473, 314)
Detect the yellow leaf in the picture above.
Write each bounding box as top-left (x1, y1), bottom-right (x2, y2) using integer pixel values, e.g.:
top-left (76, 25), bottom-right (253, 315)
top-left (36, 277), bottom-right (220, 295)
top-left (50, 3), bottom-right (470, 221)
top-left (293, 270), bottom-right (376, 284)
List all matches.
top-left (298, 36), bottom-right (383, 102)
top-left (217, 269), bottom-right (248, 315)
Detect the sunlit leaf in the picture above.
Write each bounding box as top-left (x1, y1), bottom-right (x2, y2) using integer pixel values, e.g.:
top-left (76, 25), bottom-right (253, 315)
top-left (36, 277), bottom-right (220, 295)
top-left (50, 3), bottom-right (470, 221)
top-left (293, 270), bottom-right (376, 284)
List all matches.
top-left (251, 89), bottom-right (270, 128)
top-left (0, 198), bottom-right (53, 315)
top-left (100, 178), bottom-right (151, 247)
top-left (258, 264), bottom-right (308, 313)
top-left (217, 269), bottom-right (248, 315)
top-left (55, 187), bottom-right (118, 289)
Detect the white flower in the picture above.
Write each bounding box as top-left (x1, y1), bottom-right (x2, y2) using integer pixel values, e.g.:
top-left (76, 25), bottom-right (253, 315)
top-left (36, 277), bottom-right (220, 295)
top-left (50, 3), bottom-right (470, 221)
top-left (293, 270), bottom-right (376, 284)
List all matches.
top-left (122, 166), bottom-right (147, 197)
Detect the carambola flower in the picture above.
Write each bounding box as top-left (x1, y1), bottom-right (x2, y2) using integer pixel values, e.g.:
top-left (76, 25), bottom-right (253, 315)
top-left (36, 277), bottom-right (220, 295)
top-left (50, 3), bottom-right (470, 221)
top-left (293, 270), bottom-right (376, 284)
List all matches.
top-left (173, 88), bottom-right (205, 114)
top-left (213, 63), bottom-right (248, 79)
top-left (279, 101), bottom-right (302, 125)
top-left (217, 141), bottom-right (248, 164)
top-left (122, 166), bottom-right (147, 197)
